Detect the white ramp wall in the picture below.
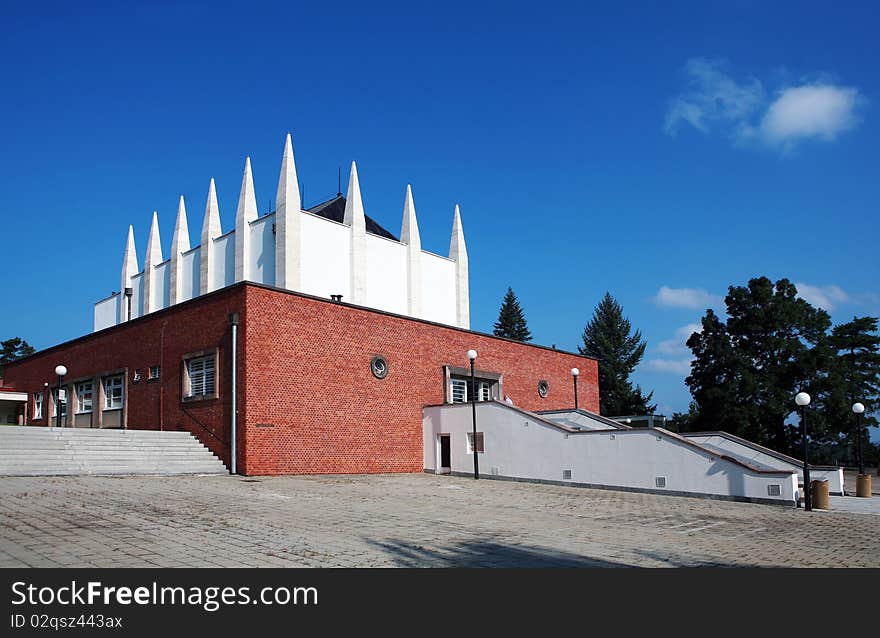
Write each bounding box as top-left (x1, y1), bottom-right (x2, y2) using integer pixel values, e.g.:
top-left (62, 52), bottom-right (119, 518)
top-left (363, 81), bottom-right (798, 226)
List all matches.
top-left (424, 403), bottom-right (798, 505)
top-left (685, 433), bottom-right (845, 495)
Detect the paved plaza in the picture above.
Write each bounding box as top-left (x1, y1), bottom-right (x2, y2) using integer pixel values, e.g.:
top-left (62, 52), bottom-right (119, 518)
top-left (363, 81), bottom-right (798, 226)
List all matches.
top-left (0, 472), bottom-right (878, 568)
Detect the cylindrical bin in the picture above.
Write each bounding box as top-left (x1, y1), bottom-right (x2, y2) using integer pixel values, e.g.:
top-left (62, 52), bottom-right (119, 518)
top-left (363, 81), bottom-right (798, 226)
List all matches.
top-left (856, 474), bottom-right (873, 498)
top-left (811, 479), bottom-right (830, 510)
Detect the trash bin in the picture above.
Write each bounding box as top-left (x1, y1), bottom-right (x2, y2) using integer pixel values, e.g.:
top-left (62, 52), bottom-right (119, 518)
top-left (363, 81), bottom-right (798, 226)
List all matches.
top-left (811, 479), bottom-right (830, 510)
top-left (856, 474), bottom-right (872, 498)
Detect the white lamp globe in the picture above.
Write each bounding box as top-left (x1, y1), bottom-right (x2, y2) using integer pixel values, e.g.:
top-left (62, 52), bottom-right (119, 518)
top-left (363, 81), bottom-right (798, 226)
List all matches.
top-left (571, 367), bottom-right (580, 377)
top-left (466, 349), bottom-right (478, 361)
top-left (625, 418), bottom-right (632, 425)
top-left (55, 365), bottom-right (67, 377)
top-left (852, 402), bottom-right (865, 414)
top-left (795, 392), bottom-right (811, 407)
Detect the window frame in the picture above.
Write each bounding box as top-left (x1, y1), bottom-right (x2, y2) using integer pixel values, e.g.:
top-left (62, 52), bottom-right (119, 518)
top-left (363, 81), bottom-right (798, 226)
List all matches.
top-left (182, 349), bottom-right (219, 402)
top-left (33, 392), bottom-right (43, 420)
top-left (148, 365), bottom-right (161, 381)
top-left (103, 375), bottom-right (125, 410)
top-left (466, 432), bottom-right (485, 454)
top-left (75, 381), bottom-right (94, 414)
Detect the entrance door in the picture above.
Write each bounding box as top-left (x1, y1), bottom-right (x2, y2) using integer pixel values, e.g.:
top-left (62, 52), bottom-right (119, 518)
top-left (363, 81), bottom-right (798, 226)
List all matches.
top-left (439, 434), bottom-right (451, 474)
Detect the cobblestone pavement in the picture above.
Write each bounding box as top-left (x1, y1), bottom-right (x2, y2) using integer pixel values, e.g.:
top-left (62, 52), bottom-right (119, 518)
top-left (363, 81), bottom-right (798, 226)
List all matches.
top-left (1, 473), bottom-right (878, 567)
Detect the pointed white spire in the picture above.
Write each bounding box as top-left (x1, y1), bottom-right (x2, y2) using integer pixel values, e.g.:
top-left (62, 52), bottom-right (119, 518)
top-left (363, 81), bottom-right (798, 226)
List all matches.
top-left (344, 161), bottom-right (367, 303)
top-left (169, 196), bottom-right (190, 305)
top-left (401, 184), bottom-right (422, 317)
top-left (449, 204), bottom-right (470, 329)
top-left (143, 211), bottom-right (163, 314)
top-left (120, 225), bottom-right (139, 322)
top-left (234, 157), bottom-right (258, 282)
top-left (200, 178), bottom-right (222, 295)
top-left (275, 133), bottom-right (301, 290)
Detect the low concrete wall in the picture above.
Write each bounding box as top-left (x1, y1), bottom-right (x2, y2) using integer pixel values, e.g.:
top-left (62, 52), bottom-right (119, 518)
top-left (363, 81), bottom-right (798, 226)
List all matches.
top-left (684, 433), bottom-right (845, 496)
top-left (424, 402), bottom-right (798, 505)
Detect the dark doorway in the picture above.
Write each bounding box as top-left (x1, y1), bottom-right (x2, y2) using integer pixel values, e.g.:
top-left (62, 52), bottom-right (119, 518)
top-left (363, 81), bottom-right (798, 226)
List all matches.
top-left (439, 434), bottom-right (451, 473)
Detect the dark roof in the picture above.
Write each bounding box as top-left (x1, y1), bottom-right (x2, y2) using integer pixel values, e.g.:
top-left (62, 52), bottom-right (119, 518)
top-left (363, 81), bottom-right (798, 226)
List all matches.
top-left (305, 195), bottom-right (398, 241)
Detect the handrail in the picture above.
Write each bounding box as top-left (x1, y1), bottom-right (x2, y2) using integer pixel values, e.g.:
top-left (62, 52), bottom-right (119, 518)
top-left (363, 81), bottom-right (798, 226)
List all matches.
top-left (180, 406), bottom-right (227, 448)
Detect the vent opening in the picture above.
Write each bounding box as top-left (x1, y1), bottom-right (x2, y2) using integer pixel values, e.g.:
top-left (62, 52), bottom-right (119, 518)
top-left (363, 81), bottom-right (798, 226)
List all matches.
top-left (562, 469), bottom-right (572, 480)
top-left (768, 484), bottom-right (782, 497)
top-left (655, 476), bottom-right (667, 488)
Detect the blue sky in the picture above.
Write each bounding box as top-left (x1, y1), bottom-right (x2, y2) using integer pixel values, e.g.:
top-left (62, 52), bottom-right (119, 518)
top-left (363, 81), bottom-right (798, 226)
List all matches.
top-left (2, 1), bottom-right (878, 425)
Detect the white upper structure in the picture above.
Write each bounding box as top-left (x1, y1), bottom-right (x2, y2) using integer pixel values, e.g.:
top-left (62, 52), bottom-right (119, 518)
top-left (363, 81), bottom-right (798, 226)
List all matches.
top-left (94, 134), bottom-right (470, 331)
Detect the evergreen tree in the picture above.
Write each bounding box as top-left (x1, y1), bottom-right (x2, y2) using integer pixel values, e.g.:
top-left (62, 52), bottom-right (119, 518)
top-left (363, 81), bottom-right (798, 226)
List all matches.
top-left (0, 337), bottom-right (36, 377)
top-left (579, 292), bottom-right (654, 415)
top-left (685, 277), bottom-right (831, 455)
top-left (811, 316), bottom-right (880, 464)
top-left (493, 287), bottom-right (532, 342)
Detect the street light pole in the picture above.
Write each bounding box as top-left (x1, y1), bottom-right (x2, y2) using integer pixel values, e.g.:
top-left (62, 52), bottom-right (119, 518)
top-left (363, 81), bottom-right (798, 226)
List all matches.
top-left (467, 349), bottom-right (479, 480)
top-left (571, 367), bottom-right (579, 410)
top-left (853, 402), bottom-right (865, 475)
top-left (796, 392), bottom-right (812, 511)
top-left (54, 364), bottom-right (68, 428)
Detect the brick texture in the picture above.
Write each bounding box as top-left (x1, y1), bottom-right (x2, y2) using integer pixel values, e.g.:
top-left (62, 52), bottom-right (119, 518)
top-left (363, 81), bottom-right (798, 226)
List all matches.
top-left (3, 283), bottom-right (599, 476)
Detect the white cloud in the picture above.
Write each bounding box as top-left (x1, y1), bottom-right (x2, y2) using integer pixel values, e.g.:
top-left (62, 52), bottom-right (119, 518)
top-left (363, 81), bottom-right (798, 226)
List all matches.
top-left (665, 59), bottom-right (864, 149)
top-left (644, 358), bottom-right (692, 375)
top-left (794, 283), bottom-right (850, 310)
top-left (653, 286), bottom-right (722, 309)
top-left (665, 58), bottom-right (764, 136)
top-left (761, 85), bottom-right (861, 146)
top-left (656, 323), bottom-right (703, 355)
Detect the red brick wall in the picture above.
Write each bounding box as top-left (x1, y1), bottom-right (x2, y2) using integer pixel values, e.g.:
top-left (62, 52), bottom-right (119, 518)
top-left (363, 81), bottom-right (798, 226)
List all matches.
top-left (2, 286), bottom-right (245, 465)
top-left (2, 283), bottom-right (599, 476)
top-left (242, 285), bottom-right (598, 475)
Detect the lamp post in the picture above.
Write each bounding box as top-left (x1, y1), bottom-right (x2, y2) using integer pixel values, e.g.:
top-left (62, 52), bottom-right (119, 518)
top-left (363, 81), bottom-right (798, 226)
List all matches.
top-left (54, 365), bottom-right (67, 428)
top-left (796, 391), bottom-right (812, 511)
top-left (467, 349), bottom-right (479, 480)
top-left (852, 402), bottom-right (865, 476)
top-left (571, 367), bottom-right (579, 410)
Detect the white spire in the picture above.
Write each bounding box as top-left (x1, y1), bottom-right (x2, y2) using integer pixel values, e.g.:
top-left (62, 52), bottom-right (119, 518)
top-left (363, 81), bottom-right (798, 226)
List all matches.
top-left (119, 225), bottom-right (139, 322)
top-left (449, 204), bottom-right (470, 328)
top-left (344, 161), bottom-right (367, 303)
top-left (143, 211), bottom-right (163, 314)
top-left (169, 196), bottom-right (190, 305)
top-left (401, 184), bottom-right (422, 317)
top-left (200, 178), bottom-right (222, 295)
top-left (234, 157), bottom-right (258, 282)
top-left (275, 133), bottom-right (301, 290)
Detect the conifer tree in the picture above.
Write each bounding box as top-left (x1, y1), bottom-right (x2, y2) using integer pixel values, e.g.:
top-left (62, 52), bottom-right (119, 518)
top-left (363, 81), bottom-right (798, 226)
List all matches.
top-left (579, 292), bottom-right (654, 415)
top-left (493, 287), bottom-right (533, 342)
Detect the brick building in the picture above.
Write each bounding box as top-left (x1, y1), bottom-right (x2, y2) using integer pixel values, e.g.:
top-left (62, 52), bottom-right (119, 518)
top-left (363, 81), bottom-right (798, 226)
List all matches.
top-left (2, 283), bottom-right (598, 475)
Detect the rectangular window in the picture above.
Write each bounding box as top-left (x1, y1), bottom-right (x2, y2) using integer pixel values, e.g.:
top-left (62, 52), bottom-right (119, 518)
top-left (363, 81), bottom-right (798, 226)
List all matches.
top-left (52, 388), bottom-right (67, 418)
top-left (186, 355), bottom-right (216, 398)
top-left (479, 382), bottom-right (491, 402)
top-left (451, 378), bottom-right (468, 403)
top-left (467, 432), bottom-right (485, 454)
top-left (149, 365), bottom-right (160, 380)
top-left (34, 392), bottom-right (43, 420)
top-left (76, 381), bottom-right (94, 413)
top-left (103, 375), bottom-right (124, 410)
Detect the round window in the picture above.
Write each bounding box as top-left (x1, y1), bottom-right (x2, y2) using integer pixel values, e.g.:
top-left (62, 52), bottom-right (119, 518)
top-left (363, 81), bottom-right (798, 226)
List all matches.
top-left (371, 355), bottom-right (389, 379)
top-left (538, 380), bottom-right (549, 398)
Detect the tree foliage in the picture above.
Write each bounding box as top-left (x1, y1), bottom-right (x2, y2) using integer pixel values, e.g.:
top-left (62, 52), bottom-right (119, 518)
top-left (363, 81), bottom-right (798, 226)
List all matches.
top-left (683, 276), bottom-right (879, 462)
top-left (0, 337), bottom-right (36, 377)
top-left (493, 287), bottom-right (533, 342)
top-left (579, 292), bottom-right (655, 416)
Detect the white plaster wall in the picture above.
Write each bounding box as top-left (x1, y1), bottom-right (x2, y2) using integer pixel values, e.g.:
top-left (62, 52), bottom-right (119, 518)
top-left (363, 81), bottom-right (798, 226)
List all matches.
top-left (421, 252), bottom-right (456, 326)
top-left (686, 434), bottom-right (845, 495)
top-left (130, 272), bottom-right (144, 320)
top-left (180, 247), bottom-right (199, 303)
top-left (213, 232), bottom-right (235, 291)
top-left (249, 214), bottom-right (276, 287)
top-left (94, 295), bottom-right (119, 332)
top-left (154, 261), bottom-right (170, 311)
top-left (300, 213), bottom-right (350, 301)
top-left (423, 403), bottom-right (798, 504)
top-left (365, 234), bottom-right (407, 315)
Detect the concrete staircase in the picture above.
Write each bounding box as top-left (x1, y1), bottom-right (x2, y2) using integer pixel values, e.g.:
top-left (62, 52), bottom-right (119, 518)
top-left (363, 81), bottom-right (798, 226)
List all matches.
top-left (0, 426), bottom-right (228, 476)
